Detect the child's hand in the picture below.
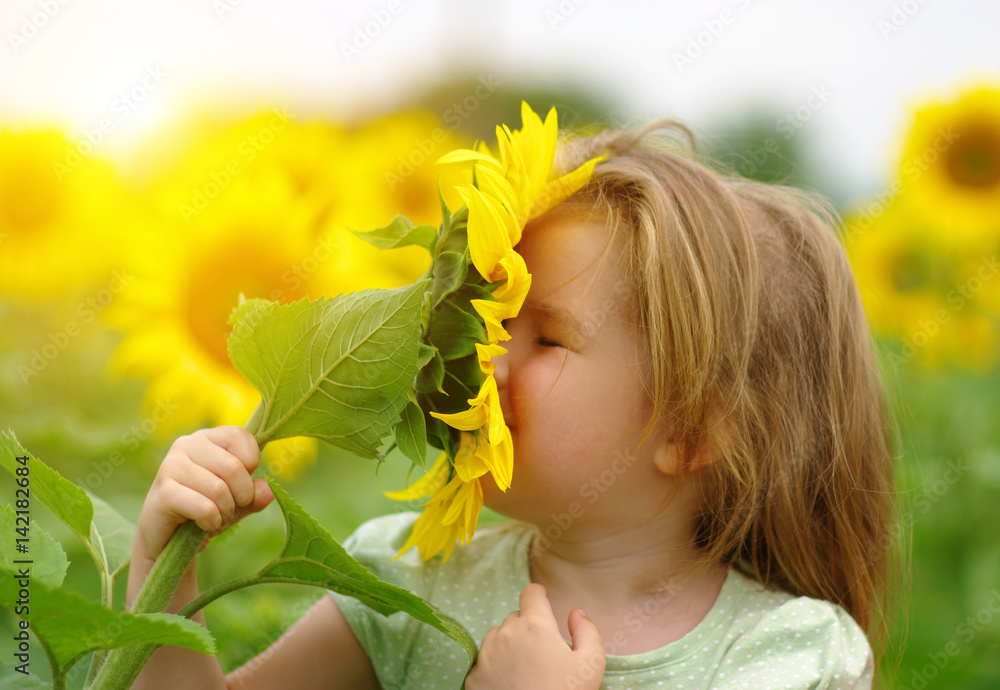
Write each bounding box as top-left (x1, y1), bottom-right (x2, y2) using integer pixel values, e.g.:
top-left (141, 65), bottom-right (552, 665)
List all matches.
top-left (134, 426), bottom-right (274, 564)
top-left (466, 584), bottom-right (606, 690)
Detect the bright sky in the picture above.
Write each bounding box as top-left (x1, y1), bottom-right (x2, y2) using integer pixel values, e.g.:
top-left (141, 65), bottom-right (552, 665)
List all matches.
top-left (2, 0), bottom-right (998, 204)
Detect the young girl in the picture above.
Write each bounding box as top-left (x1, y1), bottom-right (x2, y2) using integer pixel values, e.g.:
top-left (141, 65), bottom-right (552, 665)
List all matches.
top-left (128, 121), bottom-right (898, 689)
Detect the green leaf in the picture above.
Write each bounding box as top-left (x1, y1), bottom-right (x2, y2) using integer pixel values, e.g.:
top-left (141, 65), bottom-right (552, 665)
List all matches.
top-left (416, 342), bottom-right (437, 370)
top-left (430, 251), bottom-right (470, 308)
top-left (228, 284), bottom-right (426, 458)
top-left (393, 400), bottom-right (428, 468)
top-left (0, 658), bottom-right (49, 689)
top-left (0, 567), bottom-right (214, 673)
top-left (0, 431), bottom-right (135, 581)
top-left (252, 480), bottom-right (478, 666)
top-left (89, 493), bottom-right (135, 579)
top-left (348, 215), bottom-right (438, 253)
top-left (415, 350), bottom-right (446, 395)
top-left (427, 301), bottom-right (486, 361)
top-left (0, 505), bottom-right (68, 589)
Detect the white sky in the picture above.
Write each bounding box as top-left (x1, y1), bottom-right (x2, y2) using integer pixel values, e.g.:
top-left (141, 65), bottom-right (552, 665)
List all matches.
top-left (1, 0), bottom-right (998, 204)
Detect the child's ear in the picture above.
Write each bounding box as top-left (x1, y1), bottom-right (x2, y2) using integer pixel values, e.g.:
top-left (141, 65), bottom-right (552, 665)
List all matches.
top-left (652, 406), bottom-right (735, 476)
top-left (652, 443), bottom-right (683, 476)
top-left (652, 442), bottom-right (714, 476)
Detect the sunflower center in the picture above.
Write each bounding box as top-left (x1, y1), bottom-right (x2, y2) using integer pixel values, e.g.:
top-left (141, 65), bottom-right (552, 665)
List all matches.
top-left (182, 238), bottom-right (307, 367)
top-left (944, 121), bottom-right (1000, 190)
top-left (1, 161), bottom-right (62, 234)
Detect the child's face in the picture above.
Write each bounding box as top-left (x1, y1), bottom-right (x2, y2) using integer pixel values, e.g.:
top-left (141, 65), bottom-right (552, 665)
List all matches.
top-left (485, 212), bottom-right (668, 528)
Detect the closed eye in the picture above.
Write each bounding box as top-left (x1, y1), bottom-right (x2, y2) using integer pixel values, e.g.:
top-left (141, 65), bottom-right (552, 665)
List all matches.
top-left (535, 335), bottom-right (563, 348)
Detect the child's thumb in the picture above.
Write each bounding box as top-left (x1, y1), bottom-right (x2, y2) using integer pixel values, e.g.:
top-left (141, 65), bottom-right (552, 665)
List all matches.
top-left (568, 608), bottom-right (605, 663)
top-left (246, 478), bottom-right (275, 514)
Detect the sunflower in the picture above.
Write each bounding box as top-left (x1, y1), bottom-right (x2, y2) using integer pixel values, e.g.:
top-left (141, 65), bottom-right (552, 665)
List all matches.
top-left (844, 198), bottom-right (999, 371)
top-left (111, 117), bottom-right (430, 478)
top-left (344, 109), bottom-right (471, 229)
top-left (388, 102), bottom-right (603, 561)
top-left (897, 86), bottom-right (1000, 238)
top-left (0, 129), bottom-right (132, 300)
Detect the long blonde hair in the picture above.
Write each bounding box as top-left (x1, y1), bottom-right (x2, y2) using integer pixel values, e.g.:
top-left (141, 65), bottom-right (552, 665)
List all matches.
top-left (559, 122), bottom-right (900, 659)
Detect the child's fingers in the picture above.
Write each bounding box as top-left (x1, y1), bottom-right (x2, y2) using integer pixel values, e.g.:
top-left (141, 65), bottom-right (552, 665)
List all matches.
top-left (567, 608), bottom-right (605, 663)
top-left (244, 478), bottom-right (275, 515)
top-left (202, 425), bottom-right (261, 472)
top-left (158, 479), bottom-right (226, 533)
top-left (518, 583), bottom-right (556, 621)
top-left (183, 435), bottom-right (256, 507)
top-left (172, 461), bottom-right (238, 525)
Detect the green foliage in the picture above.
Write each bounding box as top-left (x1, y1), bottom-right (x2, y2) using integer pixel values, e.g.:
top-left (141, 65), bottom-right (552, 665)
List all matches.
top-left (0, 575), bottom-right (215, 671)
top-left (229, 285), bottom-right (426, 458)
top-left (348, 214), bottom-right (439, 253)
top-left (0, 432), bottom-right (134, 585)
top-left (0, 212), bottom-right (494, 687)
top-left (0, 506), bottom-right (68, 588)
top-left (182, 481), bottom-right (476, 664)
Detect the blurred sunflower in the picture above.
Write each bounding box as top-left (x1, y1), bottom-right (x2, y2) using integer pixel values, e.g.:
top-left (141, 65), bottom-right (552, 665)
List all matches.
top-left (845, 199), bottom-right (999, 371)
top-left (898, 86), bottom-right (1000, 239)
top-left (346, 109), bottom-right (471, 229)
top-left (0, 129), bottom-right (132, 300)
top-left (112, 110), bottom-right (435, 477)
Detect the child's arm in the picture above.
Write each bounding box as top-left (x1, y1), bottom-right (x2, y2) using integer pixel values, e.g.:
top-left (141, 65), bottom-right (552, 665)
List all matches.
top-left (126, 426), bottom-right (380, 690)
top-left (465, 584), bottom-right (606, 690)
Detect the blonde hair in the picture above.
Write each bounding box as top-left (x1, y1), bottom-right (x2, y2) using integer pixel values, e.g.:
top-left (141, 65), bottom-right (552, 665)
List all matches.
top-left (557, 122), bottom-right (900, 660)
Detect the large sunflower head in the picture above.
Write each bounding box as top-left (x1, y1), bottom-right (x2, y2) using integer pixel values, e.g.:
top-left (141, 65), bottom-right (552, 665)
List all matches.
top-left (386, 102), bottom-right (603, 561)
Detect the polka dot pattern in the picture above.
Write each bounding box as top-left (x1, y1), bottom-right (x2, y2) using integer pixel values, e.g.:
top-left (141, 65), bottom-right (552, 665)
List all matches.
top-left (330, 513), bottom-right (874, 689)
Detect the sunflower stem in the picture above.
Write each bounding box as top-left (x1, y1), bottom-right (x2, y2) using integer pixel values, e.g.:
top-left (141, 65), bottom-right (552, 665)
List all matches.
top-left (91, 520), bottom-right (207, 688)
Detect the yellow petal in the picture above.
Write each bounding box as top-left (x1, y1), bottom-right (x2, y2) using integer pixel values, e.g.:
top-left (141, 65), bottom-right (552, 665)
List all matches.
top-left (476, 341), bottom-right (507, 375)
top-left (529, 154), bottom-right (605, 220)
top-left (383, 450), bottom-right (450, 501)
top-left (453, 432), bottom-right (489, 482)
top-left (458, 186), bottom-right (516, 281)
top-left (430, 400), bottom-right (488, 430)
top-left (437, 148), bottom-right (501, 170)
top-left (471, 298), bottom-right (511, 341)
top-left (475, 424), bottom-right (514, 492)
top-left (492, 249), bottom-right (531, 316)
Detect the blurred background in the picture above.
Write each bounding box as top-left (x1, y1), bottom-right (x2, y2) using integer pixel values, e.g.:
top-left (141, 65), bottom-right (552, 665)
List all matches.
top-left (1, 0), bottom-right (999, 687)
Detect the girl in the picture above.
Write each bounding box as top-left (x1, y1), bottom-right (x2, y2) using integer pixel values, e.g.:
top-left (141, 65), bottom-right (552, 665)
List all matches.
top-left (128, 121), bottom-right (898, 689)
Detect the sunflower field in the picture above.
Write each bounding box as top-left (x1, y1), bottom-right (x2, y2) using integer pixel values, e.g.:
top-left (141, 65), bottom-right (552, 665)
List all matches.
top-left (2, 83), bottom-right (1000, 687)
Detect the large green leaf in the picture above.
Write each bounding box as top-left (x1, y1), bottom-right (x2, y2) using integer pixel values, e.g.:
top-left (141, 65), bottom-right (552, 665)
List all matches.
top-left (0, 431), bottom-right (134, 581)
top-left (192, 479), bottom-right (478, 667)
top-left (0, 505), bottom-right (68, 589)
top-left (0, 568), bottom-right (214, 673)
top-left (229, 284), bottom-right (426, 458)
